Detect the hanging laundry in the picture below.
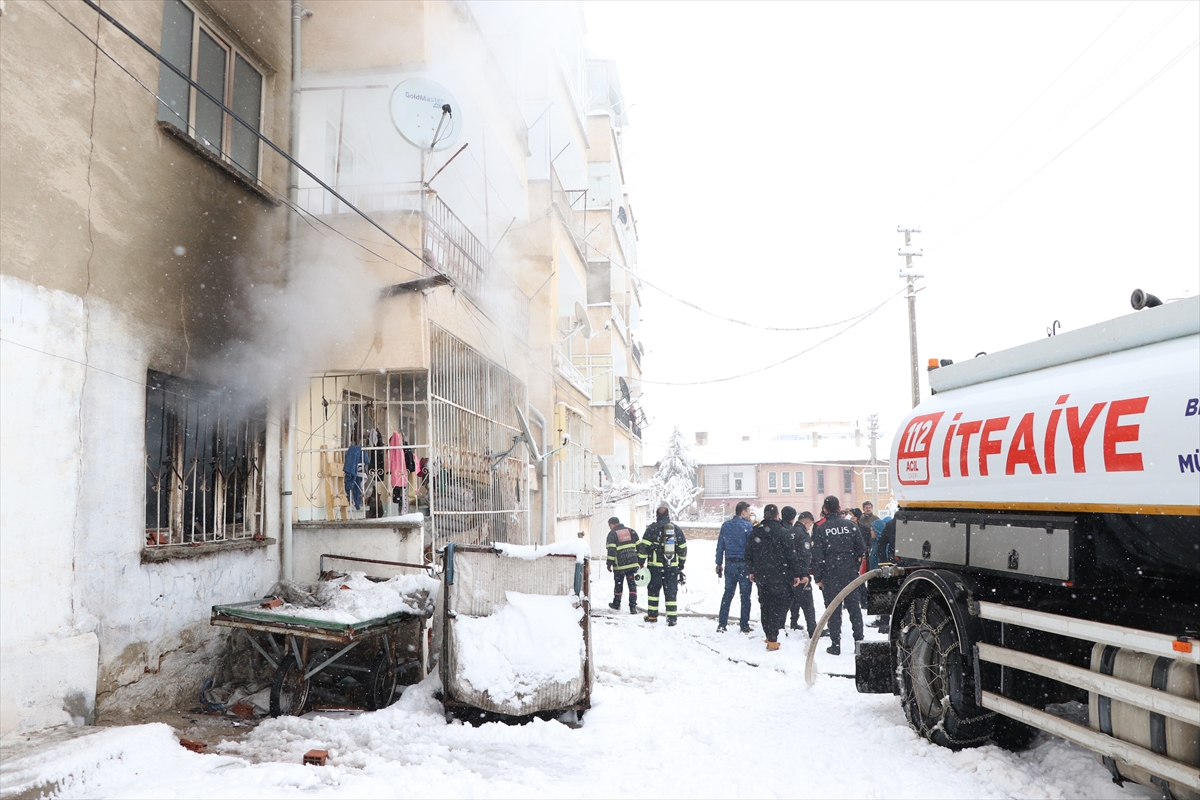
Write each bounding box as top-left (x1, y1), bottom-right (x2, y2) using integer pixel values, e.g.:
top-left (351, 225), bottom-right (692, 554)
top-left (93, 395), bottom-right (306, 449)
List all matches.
top-left (388, 431), bottom-right (408, 489)
top-left (343, 445), bottom-right (365, 510)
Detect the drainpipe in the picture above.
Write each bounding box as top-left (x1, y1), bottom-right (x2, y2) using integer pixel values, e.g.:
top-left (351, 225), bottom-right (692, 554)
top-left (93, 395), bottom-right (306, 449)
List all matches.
top-left (281, 1), bottom-right (311, 581)
top-left (528, 405), bottom-right (549, 545)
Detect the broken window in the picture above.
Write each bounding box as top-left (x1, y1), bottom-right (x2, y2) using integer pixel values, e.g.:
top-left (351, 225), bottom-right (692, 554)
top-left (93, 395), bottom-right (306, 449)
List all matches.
top-left (144, 370), bottom-right (266, 546)
top-left (157, 0), bottom-right (264, 178)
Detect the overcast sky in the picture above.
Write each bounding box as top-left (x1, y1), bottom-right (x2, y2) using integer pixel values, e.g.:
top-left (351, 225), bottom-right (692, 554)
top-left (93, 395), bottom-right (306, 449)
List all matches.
top-left (583, 1), bottom-right (1200, 454)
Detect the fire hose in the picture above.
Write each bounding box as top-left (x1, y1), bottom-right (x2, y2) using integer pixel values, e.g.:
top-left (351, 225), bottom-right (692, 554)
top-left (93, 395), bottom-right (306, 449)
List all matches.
top-left (804, 564), bottom-right (907, 686)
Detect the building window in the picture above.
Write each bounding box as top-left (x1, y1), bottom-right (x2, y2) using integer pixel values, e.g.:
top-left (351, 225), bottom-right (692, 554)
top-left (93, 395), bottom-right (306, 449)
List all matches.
top-left (844, 468), bottom-right (853, 495)
top-left (795, 471), bottom-right (805, 492)
top-left (732, 471), bottom-right (743, 492)
top-left (816, 469), bottom-right (824, 494)
top-left (864, 468), bottom-right (874, 493)
top-left (296, 372), bottom-right (428, 523)
top-left (158, 0), bottom-right (264, 179)
top-left (430, 327), bottom-right (529, 545)
top-left (781, 471), bottom-right (790, 492)
top-left (556, 404), bottom-right (594, 520)
top-left (767, 471), bottom-right (777, 493)
top-left (877, 468), bottom-right (889, 492)
top-left (145, 370), bottom-right (265, 546)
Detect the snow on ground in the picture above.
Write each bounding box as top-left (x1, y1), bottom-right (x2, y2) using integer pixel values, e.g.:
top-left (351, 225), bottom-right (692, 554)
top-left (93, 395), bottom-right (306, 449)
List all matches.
top-left (2, 550), bottom-right (1157, 799)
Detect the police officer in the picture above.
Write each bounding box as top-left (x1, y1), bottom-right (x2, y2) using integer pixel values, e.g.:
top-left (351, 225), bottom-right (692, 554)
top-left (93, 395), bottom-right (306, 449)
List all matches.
top-left (605, 516), bottom-right (640, 614)
top-left (811, 495), bottom-right (866, 655)
top-left (637, 506), bottom-right (688, 627)
top-left (746, 504), bottom-right (802, 650)
top-left (781, 507), bottom-right (815, 634)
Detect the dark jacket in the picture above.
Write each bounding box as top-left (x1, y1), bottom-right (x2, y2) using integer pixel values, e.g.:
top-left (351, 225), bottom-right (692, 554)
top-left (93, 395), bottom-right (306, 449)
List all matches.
top-left (877, 518), bottom-right (897, 564)
top-left (716, 515), bottom-right (752, 564)
top-left (638, 521), bottom-right (688, 570)
top-left (745, 519), bottom-right (800, 587)
top-left (783, 521), bottom-right (812, 576)
top-left (811, 514), bottom-right (865, 584)
top-left (606, 525), bottom-right (641, 571)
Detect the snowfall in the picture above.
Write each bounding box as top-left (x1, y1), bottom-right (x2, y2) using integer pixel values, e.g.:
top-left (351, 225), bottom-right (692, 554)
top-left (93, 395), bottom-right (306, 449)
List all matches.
top-left (0, 540), bottom-right (1156, 799)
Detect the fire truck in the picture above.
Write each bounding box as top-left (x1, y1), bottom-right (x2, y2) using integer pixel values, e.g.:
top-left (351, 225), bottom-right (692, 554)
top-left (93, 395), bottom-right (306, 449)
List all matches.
top-left (857, 292), bottom-right (1199, 798)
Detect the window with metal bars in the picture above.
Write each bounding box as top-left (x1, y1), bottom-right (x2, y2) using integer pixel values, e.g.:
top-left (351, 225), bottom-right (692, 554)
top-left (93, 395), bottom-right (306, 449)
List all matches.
top-left (556, 405), bottom-right (594, 520)
top-left (844, 468), bottom-right (853, 495)
top-left (157, 0), bottom-right (264, 179)
top-left (144, 370), bottom-right (266, 546)
top-left (295, 372), bottom-right (428, 522)
top-left (429, 326), bottom-right (528, 548)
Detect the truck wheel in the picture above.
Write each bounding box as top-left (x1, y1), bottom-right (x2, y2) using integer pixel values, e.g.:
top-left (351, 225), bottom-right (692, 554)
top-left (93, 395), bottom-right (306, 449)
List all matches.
top-left (269, 656), bottom-right (310, 717)
top-left (898, 595), bottom-right (992, 750)
top-left (366, 649), bottom-right (397, 711)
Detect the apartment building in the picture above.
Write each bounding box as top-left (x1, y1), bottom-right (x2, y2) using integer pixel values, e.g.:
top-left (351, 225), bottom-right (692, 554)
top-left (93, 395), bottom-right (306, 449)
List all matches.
top-left (693, 425), bottom-right (892, 519)
top-left (1, 0), bottom-right (645, 735)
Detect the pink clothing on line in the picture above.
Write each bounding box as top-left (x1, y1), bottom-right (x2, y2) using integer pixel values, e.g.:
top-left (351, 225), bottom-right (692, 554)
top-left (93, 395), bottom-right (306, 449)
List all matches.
top-left (388, 431), bottom-right (408, 488)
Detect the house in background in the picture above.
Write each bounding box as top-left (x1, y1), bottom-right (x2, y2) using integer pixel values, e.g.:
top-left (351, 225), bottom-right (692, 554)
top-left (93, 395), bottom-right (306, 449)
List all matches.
top-left (645, 424), bottom-right (892, 521)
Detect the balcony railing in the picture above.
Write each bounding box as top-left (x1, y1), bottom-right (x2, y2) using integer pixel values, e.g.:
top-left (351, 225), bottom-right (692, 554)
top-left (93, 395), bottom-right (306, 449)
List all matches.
top-left (294, 184), bottom-right (528, 340)
top-left (555, 350), bottom-right (592, 398)
top-left (551, 167), bottom-right (588, 253)
top-left (614, 400), bottom-right (642, 439)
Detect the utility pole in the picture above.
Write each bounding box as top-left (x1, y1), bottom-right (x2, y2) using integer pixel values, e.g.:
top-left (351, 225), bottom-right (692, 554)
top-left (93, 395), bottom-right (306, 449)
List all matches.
top-left (897, 225), bottom-right (924, 408)
top-left (867, 413), bottom-right (880, 511)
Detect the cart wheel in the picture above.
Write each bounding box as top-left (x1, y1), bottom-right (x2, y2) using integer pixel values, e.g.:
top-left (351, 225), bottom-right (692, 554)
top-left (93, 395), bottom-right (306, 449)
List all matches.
top-left (366, 649), bottom-right (398, 711)
top-left (269, 655), bottom-right (310, 717)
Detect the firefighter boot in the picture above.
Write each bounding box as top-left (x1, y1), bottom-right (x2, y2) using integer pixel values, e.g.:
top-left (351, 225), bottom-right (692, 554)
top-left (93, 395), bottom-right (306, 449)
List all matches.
top-left (667, 616), bottom-right (677, 627)
top-left (608, 599), bottom-right (621, 611)
top-left (644, 615), bottom-right (658, 623)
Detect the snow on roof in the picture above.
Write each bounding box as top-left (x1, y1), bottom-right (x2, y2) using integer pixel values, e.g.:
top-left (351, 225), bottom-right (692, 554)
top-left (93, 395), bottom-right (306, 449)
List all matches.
top-left (645, 425), bottom-right (885, 467)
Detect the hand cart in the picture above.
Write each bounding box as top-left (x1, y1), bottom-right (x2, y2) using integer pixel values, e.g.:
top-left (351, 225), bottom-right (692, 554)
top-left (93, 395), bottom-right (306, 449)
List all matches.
top-left (210, 554), bottom-right (434, 717)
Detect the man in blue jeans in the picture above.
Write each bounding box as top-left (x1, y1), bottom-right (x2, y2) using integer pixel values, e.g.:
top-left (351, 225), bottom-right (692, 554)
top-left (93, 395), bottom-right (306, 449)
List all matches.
top-left (716, 501), bottom-right (754, 633)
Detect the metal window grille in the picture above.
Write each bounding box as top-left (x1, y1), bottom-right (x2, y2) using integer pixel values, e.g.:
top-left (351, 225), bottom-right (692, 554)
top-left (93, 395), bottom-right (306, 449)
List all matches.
top-left (295, 371), bottom-right (428, 521)
top-left (795, 471), bottom-right (805, 493)
top-left (555, 406), bottom-right (593, 519)
top-left (781, 471), bottom-right (791, 492)
top-left (767, 471), bottom-right (778, 493)
top-left (844, 468), bottom-right (853, 495)
top-left (144, 370), bottom-right (265, 546)
top-left (816, 469), bottom-right (825, 494)
top-left (429, 325), bottom-right (529, 549)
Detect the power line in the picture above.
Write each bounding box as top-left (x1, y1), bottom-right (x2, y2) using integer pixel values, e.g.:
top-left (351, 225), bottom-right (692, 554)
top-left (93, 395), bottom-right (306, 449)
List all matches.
top-left (916, 0), bottom-right (1135, 216)
top-left (74, 0), bottom-right (445, 282)
top-left (638, 289), bottom-right (900, 386)
top-left (945, 35), bottom-right (1199, 243)
top-left (940, 0), bottom-right (1193, 234)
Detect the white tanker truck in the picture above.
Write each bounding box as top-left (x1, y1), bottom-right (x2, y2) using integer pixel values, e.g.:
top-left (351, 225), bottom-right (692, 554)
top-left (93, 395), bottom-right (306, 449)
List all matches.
top-left (855, 292), bottom-right (1199, 798)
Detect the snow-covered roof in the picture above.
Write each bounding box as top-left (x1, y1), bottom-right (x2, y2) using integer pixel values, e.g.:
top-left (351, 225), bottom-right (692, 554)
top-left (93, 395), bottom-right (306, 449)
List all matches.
top-left (645, 426), bottom-right (885, 467)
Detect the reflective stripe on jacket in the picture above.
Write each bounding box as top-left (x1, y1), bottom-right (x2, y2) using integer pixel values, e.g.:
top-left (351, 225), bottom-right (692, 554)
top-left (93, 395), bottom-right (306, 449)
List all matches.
top-left (637, 522), bottom-right (688, 570)
top-left (606, 526), bottom-right (641, 571)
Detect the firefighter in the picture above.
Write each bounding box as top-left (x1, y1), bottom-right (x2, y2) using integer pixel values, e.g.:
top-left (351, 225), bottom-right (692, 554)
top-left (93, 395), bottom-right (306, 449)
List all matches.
top-left (605, 516), bottom-right (641, 614)
top-left (811, 495), bottom-right (866, 655)
top-left (637, 506), bottom-right (688, 626)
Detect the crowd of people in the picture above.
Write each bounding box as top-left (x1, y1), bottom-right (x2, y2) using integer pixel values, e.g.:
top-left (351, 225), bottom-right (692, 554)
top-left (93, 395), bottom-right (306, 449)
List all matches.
top-left (605, 497), bottom-right (896, 654)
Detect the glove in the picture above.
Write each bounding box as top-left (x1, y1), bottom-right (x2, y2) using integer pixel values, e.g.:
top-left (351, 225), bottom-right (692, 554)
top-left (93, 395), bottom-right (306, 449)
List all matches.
top-left (606, 563), bottom-right (612, 572)
top-left (678, 571), bottom-right (686, 586)
top-left (715, 565), bottom-right (723, 578)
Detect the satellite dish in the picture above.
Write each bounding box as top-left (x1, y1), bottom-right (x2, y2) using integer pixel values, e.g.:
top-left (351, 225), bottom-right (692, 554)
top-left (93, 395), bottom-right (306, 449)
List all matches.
top-left (514, 405), bottom-right (542, 462)
top-left (618, 376), bottom-right (630, 401)
top-left (390, 78), bottom-right (463, 151)
top-left (597, 455), bottom-right (613, 482)
top-left (573, 301), bottom-right (593, 339)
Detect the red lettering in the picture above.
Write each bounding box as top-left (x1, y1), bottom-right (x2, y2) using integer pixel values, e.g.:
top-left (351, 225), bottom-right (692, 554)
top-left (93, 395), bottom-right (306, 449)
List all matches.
top-left (1045, 408), bottom-right (1064, 474)
top-left (1005, 412), bottom-right (1042, 475)
top-left (942, 412), bottom-right (962, 478)
top-left (1103, 396), bottom-right (1148, 472)
top-left (1065, 402), bottom-right (1106, 473)
top-left (956, 420), bottom-right (982, 477)
top-left (979, 417), bottom-right (1009, 476)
